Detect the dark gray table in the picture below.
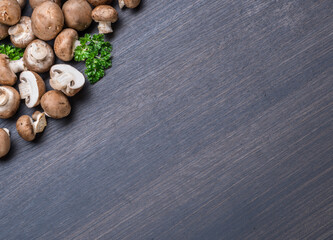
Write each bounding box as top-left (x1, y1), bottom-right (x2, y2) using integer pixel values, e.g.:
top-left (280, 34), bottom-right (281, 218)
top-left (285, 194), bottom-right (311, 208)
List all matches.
top-left (1, 0), bottom-right (332, 239)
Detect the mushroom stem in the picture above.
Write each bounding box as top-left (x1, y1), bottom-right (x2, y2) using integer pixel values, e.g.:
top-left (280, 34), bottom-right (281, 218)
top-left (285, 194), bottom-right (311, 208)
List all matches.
top-left (8, 24), bottom-right (23, 35)
top-left (3, 128), bottom-right (10, 136)
top-left (119, 0), bottom-right (125, 8)
top-left (9, 58), bottom-right (25, 73)
top-left (18, 81), bottom-right (30, 99)
top-left (0, 89), bottom-right (9, 106)
top-left (52, 71), bottom-right (74, 86)
top-left (31, 42), bottom-right (48, 61)
top-left (97, 21), bottom-right (113, 34)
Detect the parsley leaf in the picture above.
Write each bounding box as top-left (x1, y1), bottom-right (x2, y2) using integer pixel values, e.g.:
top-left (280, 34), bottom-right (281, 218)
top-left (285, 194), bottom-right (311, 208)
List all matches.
top-left (0, 44), bottom-right (24, 60)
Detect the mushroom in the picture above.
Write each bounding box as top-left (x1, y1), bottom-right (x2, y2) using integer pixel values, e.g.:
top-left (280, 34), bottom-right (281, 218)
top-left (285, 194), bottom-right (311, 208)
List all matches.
top-left (87, 0), bottom-right (112, 7)
top-left (92, 5), bottom-right (118, 34)
top-left (41, 90), bottom-right (71, 119)
top-left (50, 64), bottom-right (85, 97)
top-left (54, 28), bottom-right (80, 62)
top-left (119, 0), bottom-right (140, 9)
top-left (0, 128), bottom-right (10, 158)
top-left (16, 111), bottom-right (47, 141)
top-left (0, 0), bottom-right (21, 26)
top-left (0, 86), bottom-right (20, 119)
top-left (62, 0), bottom-right (92, 31)
top-left (31, 1), bottom-right (64, 41)
top-left (23, 39), bottom-right (55, 73)
top-left (8, 16), bottom-right (35, 48)
top-left (18, 71), bottom-right (45, 108)
top-left (0, 24), bottom-right (9, 40)
top-left (29, 0), bottom-right (61, 9)
top-left (0, 54), bottom-right (25, 86)
top-left (17, 0), bottom-right (26, 9)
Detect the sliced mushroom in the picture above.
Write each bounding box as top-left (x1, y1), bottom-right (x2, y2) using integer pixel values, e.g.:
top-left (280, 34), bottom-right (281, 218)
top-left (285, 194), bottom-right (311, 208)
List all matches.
top-left (0, 24), bottom-right (9, 40)
top-left (31, 1), bottom-right (64, 41)
top-left (16, 111), bottom-right (47, 141)
top-left (8, 16), bottom-right (35, 48)
top-left (87, 0), bottom-right (112, 7)
top-left (92, 5), bottom-right (118, 34)
top-left (41, 90), bottom-right (71, 119)
top-left (0, 0), bottom-right (21, 26)
top-left (29, 0), bottom-right (61, 9)
top-left (0, 128), bottom-right (10, 158)
top-left (0, 86), bottom-right (20, 119)
top-left (17, 0), bottom-right (26, 9)
top-left (54, 28), bottom-right (80, 62)
top-left (0, 54), bottom-right (25, 86)
top-left (62, 0), bottom-right (92, 31)
top-left (18, 71), bottom-right (45, 108)
top-left (119, 0), bottom-right (140, 9)
top-left (23, 39), bottom-right (55, 73)
top-left (50, 64), bottom-right (85, 97)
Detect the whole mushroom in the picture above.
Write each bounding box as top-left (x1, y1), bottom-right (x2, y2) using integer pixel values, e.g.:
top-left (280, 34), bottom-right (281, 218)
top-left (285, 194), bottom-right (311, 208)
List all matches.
top-left (29, 0), bottom-right (61, 9)
top-left (50, 64), bottom-right (85, 96)
top-left (62, 0), bottom-right (92, 32)
top-left (23, 39), bottom-right (55, 73)
top-left (92, 5), bottom-right (118, 34)
top-left (31, 1), bottom-right (64, 41)
top-left (0, 128), bottom-right (10, 158)
top-left (0, 0), bottom-right (21, 26)
top-left (0, 24), bottom-right (9, 40)
top-left (8, 16), bottom-right (35, 48)
top-left (18, 71), bottom-right (45, 108)
top-left (0, 54), bottom-right (25, 86)
top-left (87, 0), bottom-right (112, 7)
top-left (119, 0), bottom-right (141, 9)
top-left (54, 28), bottom-right (80, 62)
top-left (0, 86), bottom-right (20, 119)
top-left (16, 111), bottom-right (47, 141)
top-left (41, 90), bottom-right (71, 119)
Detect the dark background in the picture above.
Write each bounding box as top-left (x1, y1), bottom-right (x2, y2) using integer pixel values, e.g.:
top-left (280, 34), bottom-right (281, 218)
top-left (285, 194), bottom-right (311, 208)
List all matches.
top-left (1, 0), bottom-right (332, 239)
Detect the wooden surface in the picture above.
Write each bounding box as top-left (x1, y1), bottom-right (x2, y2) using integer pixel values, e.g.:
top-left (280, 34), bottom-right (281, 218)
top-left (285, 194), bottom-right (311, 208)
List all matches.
top-left (0, 0), bottom-right (332, 239)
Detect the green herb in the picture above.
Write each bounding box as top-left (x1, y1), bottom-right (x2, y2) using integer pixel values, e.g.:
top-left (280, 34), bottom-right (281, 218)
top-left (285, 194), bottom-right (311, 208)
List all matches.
top-left (74, 34), bottom-right (112, 84)
top-left (0, 44), bottom-right (24, 60)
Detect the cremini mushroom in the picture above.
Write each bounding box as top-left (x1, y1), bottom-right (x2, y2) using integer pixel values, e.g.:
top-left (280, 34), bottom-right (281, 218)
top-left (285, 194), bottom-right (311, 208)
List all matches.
top-left (87, 0), bottom-right (112, 7)
top-left (119, 0), bottom-right (140, 9)
top-left (17, 0), bottom-right (26, 9)
top-left (16, 111), bottom-right (47, 141)
top-left (0, 24), bottom-right (9, 40)
top-left (18, 71), bottom-right (45, 108)
top-left (0, 128), bottom-right (10, 158)
top-left (0, 86), bottom-right (20, 119)
top-left (54, 28), bottom-right (80, 61)
top-left (0, 54), bottom-right (25, 86)
top-left (31, 1), bottom-right (64, 41)
top-left (62, 0), bottom-right (92, 31)
top-left (29, 0), bottom-right (61, 9)
top-left (41, 90), bottom-right (71, 119)
top-left (92, 5), bottom-right (118, 34)
top-left (23, 39), bottom-right (55, 73)
top-left (8, 16), bottom-right (35, 48)
top-left (0, 0), bottom-right (21, 26)
top-left (50, 64), bottom-right (85, 96)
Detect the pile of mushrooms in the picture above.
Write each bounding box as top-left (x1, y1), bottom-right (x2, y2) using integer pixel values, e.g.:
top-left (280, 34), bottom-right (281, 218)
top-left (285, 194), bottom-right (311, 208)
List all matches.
top-left (0, 0), bottom-right (141, 158)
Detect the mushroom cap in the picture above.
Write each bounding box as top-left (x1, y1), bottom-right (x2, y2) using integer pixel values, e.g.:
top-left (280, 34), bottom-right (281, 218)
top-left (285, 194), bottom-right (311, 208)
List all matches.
top-left (18, 71), bottom-right (45, 108)
top-left (17, 0), bottom-right (26, 9)
top-left (0, 23), bottom-right (9, 40)
top-left (0, 86), bottom-right (20, 119)
top-left (31, 1), bottom-right (64, 41)
top-left (0, 0), bottom-right (21, 26)
top-left (41, 90), bottom-right (71, 119)
top-left (8, 16), bottom-right (35, 48)
top-left (123, 0), bottom-right (141, 8)
top-left (0, 54), bottom-right (17, 86)
top-left (23, 39), bottom-right (55, 73)
top-left (62, 0), bottom-right (92, 31)
top-left (54, 28), bottom-right (78, 62)
top-left (92, 5), bottom-right (118, 23)
top-left (29, 0), bottom-right (61, 9)
top-left (16, 115), bottom-right (35, 141)
top-left (87, 0), bottom-right (112, 7)
top-left (50, 64), bottom-right (85, 96)
top-left (0, 128), bottom-right (10, 158)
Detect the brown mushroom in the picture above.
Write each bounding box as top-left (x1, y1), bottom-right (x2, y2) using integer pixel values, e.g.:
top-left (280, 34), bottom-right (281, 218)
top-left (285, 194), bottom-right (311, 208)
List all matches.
top-left (54, 28), bottom-right (80, 61)
top-left (87, 0), bottom-right (112, 7)
top-left (119, 0), bottom-right (140, 9)
top-left (0, 86), bottom-right (20, 119)
top-left (8, 16), bottom-right (35, 48)
top-left (0, 128), bottom-right (10, 158)
top-left (16, 111), bottom-right (47, 141)
top-left (92, 5), bottom-right (118, 34)
top-left (0, 0), bottom-right (21, 26)
top-left (62, 0), bottom-right (92, 31)
top-left (29, 0), bottom-right (61, 9)
top-left (31, 1), bottom-right (64, 41)
top-left (18, 71), bottom-right (45, 108)
top-left (41, 90), bottom-right (71, 119)
top-left (0, 24), bottom-right (9, 40)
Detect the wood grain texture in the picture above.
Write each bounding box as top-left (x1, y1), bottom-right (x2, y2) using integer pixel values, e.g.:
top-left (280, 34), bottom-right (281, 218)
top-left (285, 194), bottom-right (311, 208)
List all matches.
top-left (0, 0), bottom-right (332, 239)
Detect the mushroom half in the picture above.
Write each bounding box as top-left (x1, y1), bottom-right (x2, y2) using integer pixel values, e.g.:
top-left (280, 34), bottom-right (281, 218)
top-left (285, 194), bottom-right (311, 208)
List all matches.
top-left (18, 71), bottom-right (45, 108)
top-left (16, 111), bottom-right (47, 141)
top-left (50, 64), bottom-right (85, 97)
